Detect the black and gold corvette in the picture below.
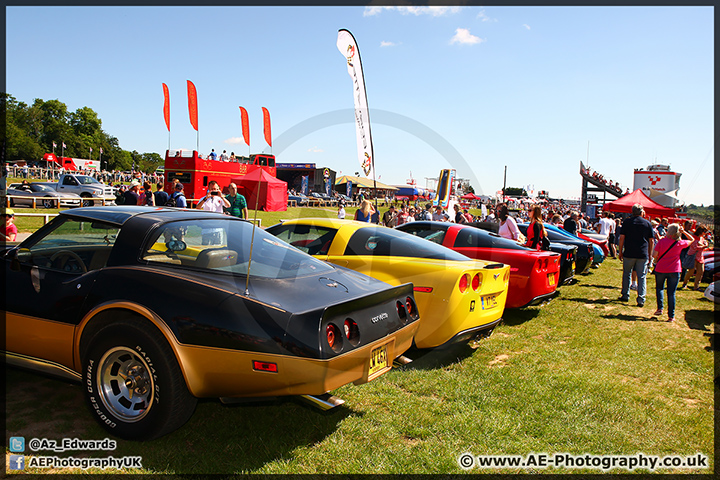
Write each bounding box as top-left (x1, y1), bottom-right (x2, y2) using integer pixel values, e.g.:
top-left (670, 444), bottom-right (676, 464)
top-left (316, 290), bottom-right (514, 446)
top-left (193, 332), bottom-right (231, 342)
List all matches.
top-left (3, 207), bottom-right (420, 439)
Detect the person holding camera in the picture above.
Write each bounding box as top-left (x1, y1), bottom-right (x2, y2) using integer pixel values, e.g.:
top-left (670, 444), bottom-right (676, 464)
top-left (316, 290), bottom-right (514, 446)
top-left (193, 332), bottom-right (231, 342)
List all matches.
top-left (197, 180), bottom-right (230, 213)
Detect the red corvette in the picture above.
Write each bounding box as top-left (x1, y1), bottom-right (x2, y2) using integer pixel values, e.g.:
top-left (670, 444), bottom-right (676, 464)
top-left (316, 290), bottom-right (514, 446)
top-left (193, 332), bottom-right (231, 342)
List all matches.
top-left (396, 222), bottom-right (560, 309)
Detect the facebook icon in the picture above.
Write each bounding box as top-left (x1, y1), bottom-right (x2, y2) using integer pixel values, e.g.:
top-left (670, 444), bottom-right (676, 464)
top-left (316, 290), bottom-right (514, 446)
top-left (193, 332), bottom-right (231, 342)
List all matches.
top-left (9, 455), bottom-right (25, 470)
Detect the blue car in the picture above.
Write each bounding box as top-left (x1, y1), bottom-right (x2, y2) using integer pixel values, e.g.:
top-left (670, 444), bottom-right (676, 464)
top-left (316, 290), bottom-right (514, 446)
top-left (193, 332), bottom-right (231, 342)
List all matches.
top-left (544, 224), bottom-right (605, 266)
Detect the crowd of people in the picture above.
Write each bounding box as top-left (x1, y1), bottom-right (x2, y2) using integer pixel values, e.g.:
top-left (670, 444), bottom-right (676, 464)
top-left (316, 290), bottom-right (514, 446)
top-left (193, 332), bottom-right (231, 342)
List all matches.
top-left (5, 163), bottom-right (165, 187)
top-left (115, 179), bottom-right (248, 220)
top-left (580, 165), bottom-right (627, 195)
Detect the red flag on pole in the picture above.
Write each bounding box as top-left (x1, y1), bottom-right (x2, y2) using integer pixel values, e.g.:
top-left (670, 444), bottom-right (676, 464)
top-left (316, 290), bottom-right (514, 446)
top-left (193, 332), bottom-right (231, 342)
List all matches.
top-left (162, 83), bottom-right (171, 131)
top-left (187, 80), bottom-right (198, 131)
top-left (239, 107), bottom-right (250, 146)
top-left (262, 107), bottom-right (272, 147)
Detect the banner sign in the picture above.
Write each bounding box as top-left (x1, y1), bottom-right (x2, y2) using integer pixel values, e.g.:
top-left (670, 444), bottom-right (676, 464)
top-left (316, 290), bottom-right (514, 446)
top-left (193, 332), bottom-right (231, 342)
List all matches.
top-left (301, 176), bottom-right (309, 195)
top-left (239, 107), bottom-right (250, 146)
top-left (434, 169), bottom-right (456, 208)
top-left (347, 181), bottom-right (352, 197)
top-left (187, 80), bottom-right (198, 131)
top-left (262, 107), bottom-right (272, 147)
top-left (325, 179), bottom-right (331, 196)
top-left (337, 29), bottom-right (374, 179)
top-left (162, 83), bottom-right (170, 131)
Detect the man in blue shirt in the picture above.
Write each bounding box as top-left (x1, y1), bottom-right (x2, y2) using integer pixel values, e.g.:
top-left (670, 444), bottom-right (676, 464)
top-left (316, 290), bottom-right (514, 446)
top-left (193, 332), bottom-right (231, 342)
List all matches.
top-left (617, 203), bottom-right (655, 307)
top-left (170, 182), bottom-right (187, 208)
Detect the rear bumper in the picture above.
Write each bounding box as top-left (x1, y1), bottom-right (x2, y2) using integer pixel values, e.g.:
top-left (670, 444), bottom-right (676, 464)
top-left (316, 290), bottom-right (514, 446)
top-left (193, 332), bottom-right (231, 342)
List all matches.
top-left (437, 316), bottom-right (504, 347)
top-left (522, 289), bottom-right (560, 308)
top-left (176, 320), bottom-right (419, 398)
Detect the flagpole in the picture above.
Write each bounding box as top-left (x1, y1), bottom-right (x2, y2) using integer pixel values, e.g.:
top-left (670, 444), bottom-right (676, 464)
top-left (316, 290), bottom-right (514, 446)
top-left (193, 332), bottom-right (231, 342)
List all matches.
top-left (245, 137), bottom-right (263, 297)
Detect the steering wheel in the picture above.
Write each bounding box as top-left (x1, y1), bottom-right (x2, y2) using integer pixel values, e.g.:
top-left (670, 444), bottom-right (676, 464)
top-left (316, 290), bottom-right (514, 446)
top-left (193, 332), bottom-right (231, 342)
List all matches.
top-left (47, 250), bottom-right (88, 273)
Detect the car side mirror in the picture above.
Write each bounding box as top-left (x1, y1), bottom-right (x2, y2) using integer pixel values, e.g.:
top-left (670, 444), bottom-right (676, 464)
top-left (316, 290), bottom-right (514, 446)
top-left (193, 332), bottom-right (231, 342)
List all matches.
top-left (166, 240), bottom-right (187, 252)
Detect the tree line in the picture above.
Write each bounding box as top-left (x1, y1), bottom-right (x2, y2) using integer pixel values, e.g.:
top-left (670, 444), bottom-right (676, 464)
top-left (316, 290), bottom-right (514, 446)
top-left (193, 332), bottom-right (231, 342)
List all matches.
top-left (2, 94), bottom-right (162, 173)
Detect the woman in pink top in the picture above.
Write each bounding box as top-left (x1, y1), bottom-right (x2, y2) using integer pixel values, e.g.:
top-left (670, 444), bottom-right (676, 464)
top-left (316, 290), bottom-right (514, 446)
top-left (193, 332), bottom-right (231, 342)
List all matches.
top-left (681, 226), bottom-right (708, 291)
top-left (651, 224), bottom-right (693, 321)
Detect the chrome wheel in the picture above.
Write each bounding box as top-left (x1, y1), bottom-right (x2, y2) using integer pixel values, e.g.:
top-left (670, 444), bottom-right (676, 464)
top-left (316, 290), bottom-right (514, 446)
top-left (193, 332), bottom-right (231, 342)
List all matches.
top-left (97, 347), bottom-right (154, 423)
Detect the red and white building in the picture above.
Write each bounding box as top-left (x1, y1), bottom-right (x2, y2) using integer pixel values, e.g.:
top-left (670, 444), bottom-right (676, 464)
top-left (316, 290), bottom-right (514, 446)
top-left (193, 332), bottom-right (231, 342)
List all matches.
top-left (632, 164), bottom-right (682, 207)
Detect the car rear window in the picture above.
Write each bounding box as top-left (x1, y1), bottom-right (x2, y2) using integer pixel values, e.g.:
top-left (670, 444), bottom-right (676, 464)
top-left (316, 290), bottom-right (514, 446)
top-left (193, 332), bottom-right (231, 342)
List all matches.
top-left (142, 219), bottom-right (334, 279)
top-left (454, 228), bottom-right (528, 250)
top-left (344, 226), bottom-right (468, 261)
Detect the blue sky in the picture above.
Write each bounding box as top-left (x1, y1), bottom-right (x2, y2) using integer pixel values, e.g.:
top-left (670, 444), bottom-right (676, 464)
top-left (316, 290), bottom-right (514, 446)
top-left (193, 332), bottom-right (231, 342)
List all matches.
top-left (6, 5), bottom-right (714, 205)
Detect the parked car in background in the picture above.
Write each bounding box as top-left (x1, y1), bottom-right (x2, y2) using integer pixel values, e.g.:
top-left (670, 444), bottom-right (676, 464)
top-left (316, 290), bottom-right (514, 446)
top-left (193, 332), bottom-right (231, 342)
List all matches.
top-left (469, 221), bottom-right (579, 282)
top-left (266, 218), bottom-right (510, 349)
top-left (517, 224), bottom-right (594, 274)
top-left (546, 224), bottom-right (606, 266)
top-left (3, 207), bottom-right (420, 439)
top-left (36, 173), bottom-right (116, 207)
top-left (288, 193), bottom-right (309, 206)
top-left (7, 182), bottom-right (82, 208)
top-left (703, 281), bottom-right (720, 303)
top-left (396, 221), bottom-right (560, 309)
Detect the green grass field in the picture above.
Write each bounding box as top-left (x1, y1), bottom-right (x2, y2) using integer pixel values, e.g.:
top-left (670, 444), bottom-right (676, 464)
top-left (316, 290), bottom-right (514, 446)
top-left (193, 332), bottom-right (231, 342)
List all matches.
top-left (4, 235), bottom-right (714, 474)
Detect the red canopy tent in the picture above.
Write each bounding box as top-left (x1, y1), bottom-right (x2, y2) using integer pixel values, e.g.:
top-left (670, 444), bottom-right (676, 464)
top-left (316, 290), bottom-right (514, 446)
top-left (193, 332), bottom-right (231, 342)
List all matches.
top-left (601, 189), bottom-right (675, 219)
top-left (460, 192), bottom-right (479, 200)
top-left (231, 169), bottom-right (288, 212)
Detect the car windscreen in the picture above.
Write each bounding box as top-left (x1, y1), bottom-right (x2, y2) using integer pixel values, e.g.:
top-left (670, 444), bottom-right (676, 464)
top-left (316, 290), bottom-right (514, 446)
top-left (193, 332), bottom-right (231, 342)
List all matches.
top-left (142, 219), bottom-right (334, 279)
top-left (76, 175), bottom-right (102, 185)
top-left (31, 184), bottom-right (56, 193)
top-left (344, 226), bottom-right (469, 261)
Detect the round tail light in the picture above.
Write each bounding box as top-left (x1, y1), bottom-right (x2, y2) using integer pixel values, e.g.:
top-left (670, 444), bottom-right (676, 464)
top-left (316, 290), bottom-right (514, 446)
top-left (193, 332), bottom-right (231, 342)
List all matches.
top-left (405, 296), bottom-right (417, 318)
top-left (396, 301), bottom-right (407, 321)
top-left (459, 273), bottom-right (470, 293)
top-left (344, 318), bottom-right (360, 346)
top-left (326, 324), bottom-right (342, 353)
top-left (472, 273), bottom-right (482, 291)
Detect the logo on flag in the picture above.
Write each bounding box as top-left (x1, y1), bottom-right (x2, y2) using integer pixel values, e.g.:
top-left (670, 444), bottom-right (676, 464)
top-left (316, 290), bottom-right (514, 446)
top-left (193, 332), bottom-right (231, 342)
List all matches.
top-left (52, 142), bottom-right (57, 148)
top-left (345, 45), bottom-right (356, 65)
top-left (100, 148), bottom-right (103, 154)
top-left (62, 142), bottom-right (66, 148)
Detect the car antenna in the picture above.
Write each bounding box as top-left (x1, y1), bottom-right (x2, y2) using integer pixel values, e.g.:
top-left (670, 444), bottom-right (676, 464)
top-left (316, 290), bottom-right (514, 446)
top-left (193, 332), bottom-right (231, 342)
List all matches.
top-left (244, 168), bottom-right (263, 296)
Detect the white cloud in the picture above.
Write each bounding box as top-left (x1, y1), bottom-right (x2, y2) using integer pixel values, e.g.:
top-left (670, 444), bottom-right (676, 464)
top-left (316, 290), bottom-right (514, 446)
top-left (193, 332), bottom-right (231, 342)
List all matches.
top-left (380, 40), bottom-right (398, 47)
top-left (364, 6), bottom-right (461, 17)
top-left (450, 28), bottom-right (484, 45)
top-left (225, 137), bottom-right (245, 145)
top-left (308, 147), bottom-right (324, 153)
top-left (477, 10), bottom-right (497, 22)
top-left (522, 24), bottom-right (531, 30)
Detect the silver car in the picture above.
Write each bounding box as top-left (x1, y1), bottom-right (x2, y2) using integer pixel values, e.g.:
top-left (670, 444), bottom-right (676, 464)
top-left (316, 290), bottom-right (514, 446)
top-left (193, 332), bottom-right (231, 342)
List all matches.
top-left (8, 183), bottom-right (82, 209)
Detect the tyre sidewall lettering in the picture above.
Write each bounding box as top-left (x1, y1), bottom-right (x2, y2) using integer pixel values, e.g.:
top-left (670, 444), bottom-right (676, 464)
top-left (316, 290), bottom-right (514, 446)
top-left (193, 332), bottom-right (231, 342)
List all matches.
top-left (135, 345), bottom-right (160, 405)
top-left (85, 359), bottom-right (117, 429)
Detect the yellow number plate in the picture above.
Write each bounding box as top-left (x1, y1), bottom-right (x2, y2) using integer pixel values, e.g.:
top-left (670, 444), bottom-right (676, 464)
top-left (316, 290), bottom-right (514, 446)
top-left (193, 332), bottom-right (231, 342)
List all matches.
top-left (481, 294), bottom-right (498, 310)
top-left (548, 273), bottom-right (556, 286)
top-left (369, 344), bottom-right (389, 377)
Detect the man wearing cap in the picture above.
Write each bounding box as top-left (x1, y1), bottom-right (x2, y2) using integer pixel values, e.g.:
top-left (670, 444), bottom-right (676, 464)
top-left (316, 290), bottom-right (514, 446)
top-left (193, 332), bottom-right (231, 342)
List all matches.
top-left (124, 180), bottom-right (141, 205)
top-left (1, 209), bottom-right (18, 242)
top-left (170, 182), bottom-right (187, 208)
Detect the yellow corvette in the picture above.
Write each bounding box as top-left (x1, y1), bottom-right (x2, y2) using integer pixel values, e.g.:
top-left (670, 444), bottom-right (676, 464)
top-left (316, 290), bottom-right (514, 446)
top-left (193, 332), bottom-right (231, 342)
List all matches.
top-left (266, 218), bottom-right (510, 349)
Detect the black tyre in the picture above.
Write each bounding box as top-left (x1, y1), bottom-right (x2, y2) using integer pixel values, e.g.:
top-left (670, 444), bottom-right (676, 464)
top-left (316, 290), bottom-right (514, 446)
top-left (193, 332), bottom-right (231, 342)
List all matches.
top-left (83, 320), bottom-right (197, 440)
top-left (43, 197), bottom-right (55, 209)
top-left (81, 194), bottom-right (94, 207)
